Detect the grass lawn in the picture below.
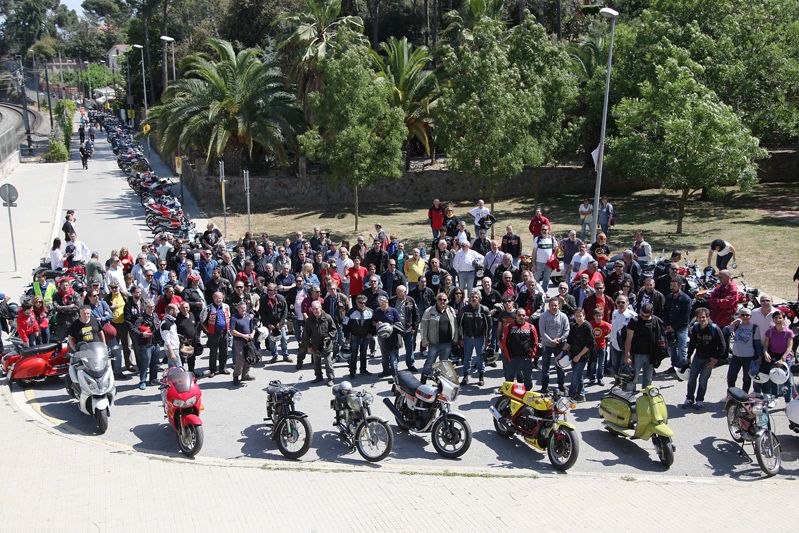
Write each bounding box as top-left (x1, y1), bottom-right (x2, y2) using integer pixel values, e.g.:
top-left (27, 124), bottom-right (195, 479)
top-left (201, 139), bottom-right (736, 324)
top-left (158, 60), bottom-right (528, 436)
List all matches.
top-left (211, 182), bottom-right (799, 300)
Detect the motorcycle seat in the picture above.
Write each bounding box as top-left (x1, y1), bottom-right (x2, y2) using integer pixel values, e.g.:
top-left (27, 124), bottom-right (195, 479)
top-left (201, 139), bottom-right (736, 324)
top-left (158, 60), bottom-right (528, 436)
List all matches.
top-left (19, 343), bottom-right (59, 357)
top-left (728, 387), bottom-right (750, 403)
top-left (608, 387), bottom-right (638, 404)
top-left (396, 370), bottom-right (422, 395)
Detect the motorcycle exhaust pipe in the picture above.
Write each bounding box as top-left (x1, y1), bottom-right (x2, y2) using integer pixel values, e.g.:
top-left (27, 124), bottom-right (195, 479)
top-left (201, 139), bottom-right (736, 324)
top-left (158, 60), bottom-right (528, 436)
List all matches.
top-left (488, 405), bottom-right (503, 421)
top-left (382, 397), bottom-right (403, 419)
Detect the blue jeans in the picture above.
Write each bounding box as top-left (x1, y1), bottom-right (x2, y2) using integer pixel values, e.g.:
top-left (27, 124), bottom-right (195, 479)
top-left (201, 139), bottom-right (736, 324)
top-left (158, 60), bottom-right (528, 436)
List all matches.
top-left (402, 332), bottom-right (416, 368)
top-left (137, 344), bottom-right (159, 383)
top-left (504, 357), bottom-right (533, 390)
top-left (625, 353), bottom-right (653, 392)
top-left (588, 347), bottom-right (607, 381)
top-left (600, 223), bottom-right (609, 237)
top-left (569, 359), bottom-right (587, 397)
top-left (349, 335), bottom-right (370, 373)
top-left (539, 346), bottom-right (565, 390)
top-left (534, 261), bottom-right (553, 293)
top-left (668, 326), bottom-right (689, 369)
top-left (727, 355), bottom-right (754, 392)
top-left (463, 336), bottom-right (485, 376)
top-left (579, 219), bottom-right (593, 241)
top-left (457, 271), bottom-right (476, 297)
top-left (686, 356), bottom-right (713, 402)
top-left (267, 325), bottom-right (289, 358)
top-left (432, 229), bottom-right (440, 240)
top-left (378, 338), bottom-right (399, 375)
top-left (423, 342), bottom-right (452, 375)
top-left (608, 346), bottom-right (623, 376)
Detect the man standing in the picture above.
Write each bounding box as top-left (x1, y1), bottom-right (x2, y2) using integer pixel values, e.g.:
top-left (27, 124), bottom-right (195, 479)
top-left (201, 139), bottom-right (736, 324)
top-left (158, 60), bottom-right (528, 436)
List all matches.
top-left (392, 285), bottom-right (420, 373)
top-left (532, 225), bottom-right (557, 293)
top-left (428, 198), bottom-right (445, 239)
top-left (622, 250), bottom-right (643, 292)
top-left (364, 240), bottom-right (389, 275)
top-left (655, 260), bottom-right (686, 296)
top-left (343, 295), bottom-right (374, 377)
top-left (230, 302), bottom-right (256, 387)
top-left (706, 270), bottom-right (738, 328)
top-left (452, 240), bottom-right (483, 298)
top-left (683, 308), bottom-right (725, 410)
top-left (538, 299), bottom-right (570, 393)
top-left (260, 283), bottom-right (292, 364)
top-left (159, 303), bottom-right (182, 369)
top-left (527, 208), bottom-right (551, 241)
top-left (381, 259), bottom-right (408, 298)
top-left (403, 248), bottom-right (426, 290)
top-left (374, 296), bottom-right (402, 378)
top-left (66, 306), bottom-right (105, 350)
top-left (53, 278), bottom-right (81, 341)
top-left (560, 230), bottom-right (584, 288)
top-left (583, 281), bottom-right (614, 323)
top-left (605, 261), bottom-right (633, 298)
top-left (302, 301), bottom-right (336, 386)
top-left (632, 230), bottom-right (653, 266)
top-left (663, 277), bottom-right (692, 376)
top-left (484, 240), bottom-right (505, 277)
top-left (472, 229), bottom-right (491, 257)
top-left (570, 273), bottom-right (594, 309)
top-left (564, 308), bottom-right (594, 401)
top-left (200, 291), bottom-right (230, 376)
top-left (623, 302), bottom-right (662, 392)
top-left (500, 308), bottom-right (538, 390)
top-left (420, 292), bottom-right (459, 376)
top-left (62, 210), bottom-right (76, 242)
top-left (500, 225), bottom-right (521, 266)
top-left (457, 293), bottom-right (491, 386)
top-left (636, 277), bottom-right (665, 318)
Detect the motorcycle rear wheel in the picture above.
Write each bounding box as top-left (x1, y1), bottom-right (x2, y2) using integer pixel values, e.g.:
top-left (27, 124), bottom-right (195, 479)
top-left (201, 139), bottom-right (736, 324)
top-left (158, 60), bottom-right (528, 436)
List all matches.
top-left (548, 427), bottom-right (580, 471)
top-left (276, 415), bottom-right (312, 460)
top-left (178, 423), bottom-right (204, 457)
top-left (431, 414), bottom-right (472, 459)
top-left (94, 408), bottom-right (109, 434)
top-left (653, 435), bottom-right (675, 468)
top-left (725, 402), bottom-right (745, 443)
top-left (754, 430), bottom-right (781, 477)
top-left (355, 417), bottom-right (393, 462)
top-left (492, 397), bottom-right (514, 437)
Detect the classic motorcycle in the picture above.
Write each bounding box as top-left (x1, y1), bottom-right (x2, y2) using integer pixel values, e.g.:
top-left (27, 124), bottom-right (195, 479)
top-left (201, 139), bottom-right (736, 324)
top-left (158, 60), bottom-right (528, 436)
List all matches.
top-left (490, 381), bottom-right (580, 471)
top-left (64, 342), bottom-right (116, 433)
top-left (598, 372), bottom-right (675, 467)
top-left (725, 386), bottom-right (781, 476)
top-left (331, 381), bottom-right (393, 462)
top-left (265, 380), bottom-right (312, 459)
top-left (1, 338), bottom-right (71, 386)
top-left (160, 366), bottom-right (204, 457)
top-left (383, 361), bottom-right (472, 459)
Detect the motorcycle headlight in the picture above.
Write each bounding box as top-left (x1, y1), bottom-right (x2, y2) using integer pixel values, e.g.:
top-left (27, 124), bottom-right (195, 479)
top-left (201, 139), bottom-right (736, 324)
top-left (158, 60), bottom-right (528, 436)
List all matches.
top-left (173, 396), bottom-right (197, 408)
top-left (362, 392), bottom-right (374, 405)
top-left (292, 391), bottom-right (302, 403)
top-left (751, 404), bottom-right (764, 414)
top-left (648, 387), bottom-right (660, 398)
top-left (556, 397), bottom-right (571, 413)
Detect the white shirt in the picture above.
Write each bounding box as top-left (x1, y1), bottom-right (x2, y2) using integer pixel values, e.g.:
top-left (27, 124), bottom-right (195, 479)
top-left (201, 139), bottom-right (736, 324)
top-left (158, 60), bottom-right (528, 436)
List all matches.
top-left (611, 307), bottom-right (637, 351)
top-left (533, 236), bottom-right (557, 264)
top-left (751, 306), bottom-right (775, 337)
top-left (49, 248), bottom-right (64, 270)
top-left (571, 252), bottom-right (592, 272)
top-left (158, 242), bottom-right (174, 261)
top-left (336, 257), bottom-right (354, 279)
top-left (468, 206), bottom-right (491, 224)
top-left (72, 240), bottom-right (91, 262)
top-left (452, 249), bottom-right (484, 273)
top-left (578, 203), bottom-right (592, 220)
top-left (132, 261), bottom-right (158, 287)
top-left (105, 267), bottom-right (127, 294)
top-left (714, 241), bottom-right (733, 257)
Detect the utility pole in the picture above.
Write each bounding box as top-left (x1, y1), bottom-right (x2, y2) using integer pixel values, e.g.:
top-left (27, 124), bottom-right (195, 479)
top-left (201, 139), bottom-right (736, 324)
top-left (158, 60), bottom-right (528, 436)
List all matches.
top-left (57, 50), bottom-right (64, 99)
top-left (15, 55), bottom-right (32, 152)
top-left (43, 59), bottom-right (54, 132)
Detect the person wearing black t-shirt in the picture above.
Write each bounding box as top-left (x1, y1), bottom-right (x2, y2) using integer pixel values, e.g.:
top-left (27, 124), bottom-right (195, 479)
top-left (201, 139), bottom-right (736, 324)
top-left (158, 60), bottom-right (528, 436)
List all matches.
top-left (67, 306), bottom-right (104, 351)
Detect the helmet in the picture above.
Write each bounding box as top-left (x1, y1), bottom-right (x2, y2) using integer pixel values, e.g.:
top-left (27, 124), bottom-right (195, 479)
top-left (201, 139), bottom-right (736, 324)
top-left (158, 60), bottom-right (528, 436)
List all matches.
top-left (674, 366), bottom-right (689, 382)
top-left (786, 400), bottom-right (799, 425)
top-left (332, 380), bottom-right (352, 399)
top-left (72, 281), bottom-right (85, 293)
top-left (65, 244), bottom-right (76, 254)
top-left (769, 362), bottom-right (789, 385)
top-left (187, 274), bottom-right (200, 283)
top-left (555, 351), bottom-right (570, 370)
top-left (617, 364), bottom-right (635, 383)
top-left (139, 325), bottom-right (152, 336)
top-left (376, 322), bottom-right (393, 339)
top-left (753, 372), bottom-right (770, 384)
top-left (482, 347), bottom-right (498, 364)
top-left (256, 326), bottom-right (269, 339)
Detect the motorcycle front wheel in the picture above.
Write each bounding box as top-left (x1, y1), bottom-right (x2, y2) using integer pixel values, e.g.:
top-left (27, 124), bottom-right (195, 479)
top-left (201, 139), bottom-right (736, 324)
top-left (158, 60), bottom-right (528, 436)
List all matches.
top-left (653, 435), bottom-right (675, 468)
top-left (355, 417), bottom-right (393, 462)
top-left (94, 408), bottom-right (109, 434)
top-left (491, 397), bottom-right (514, 437)
top-left (276, 415), bottom-right (312, 460)
top-left (431, 414), bottom-right (472, 459)
top-left (548, 426), bottom-right (580, 471)
top-left (725, 401), bottom-right (745, 443)
top-left (754, 430), bottom-right (781, 477)
top-left (178, 423), bottom-right (204, 457)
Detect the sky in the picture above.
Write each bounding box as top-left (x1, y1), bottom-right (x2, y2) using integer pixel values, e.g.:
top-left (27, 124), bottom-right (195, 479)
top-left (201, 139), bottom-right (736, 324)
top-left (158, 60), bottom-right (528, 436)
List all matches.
top-left (62, 0), bottom-right (83, 16)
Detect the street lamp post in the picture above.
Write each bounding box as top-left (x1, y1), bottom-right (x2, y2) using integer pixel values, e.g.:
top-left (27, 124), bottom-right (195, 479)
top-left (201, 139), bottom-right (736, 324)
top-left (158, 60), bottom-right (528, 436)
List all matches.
top-left (14, 55), bottom-right (32, 150)
top-left (132, 45), bottom-right (148, 115)
top-left (43, 59), bottom-right (54, 132)
top-left (83, 60), bottom-right (90, 100)
top-left (160, 35), bottom-right (177, 81)
top-left (590, 7), bottom-right (619, 244)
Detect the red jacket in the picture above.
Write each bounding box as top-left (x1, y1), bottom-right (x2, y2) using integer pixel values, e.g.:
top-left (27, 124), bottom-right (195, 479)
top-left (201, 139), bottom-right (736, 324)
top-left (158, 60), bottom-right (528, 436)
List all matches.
top-left (572, 269), bottom-right (605, 288)
top-left (155, 295), bottom-right (184, 319)
top-left (707, 280), bottom-right (739, 328)
top-left (236, 270), bottom-right (256, 285)
top-left (501, 321), bottom-right (539, 361)
top-left (16, 312), bottom-right (40, 345)
top-left (528, 215), bottom-right (551, 238)
top-left (428, 205), bottom-right (445, 230)
top-left (583, 294), bottom-right (614, 323)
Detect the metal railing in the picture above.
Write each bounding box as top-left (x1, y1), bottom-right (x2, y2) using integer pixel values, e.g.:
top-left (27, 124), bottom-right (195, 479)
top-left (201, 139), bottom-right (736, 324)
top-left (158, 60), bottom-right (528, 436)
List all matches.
top-left (0, 126), bottom-right (17, 163)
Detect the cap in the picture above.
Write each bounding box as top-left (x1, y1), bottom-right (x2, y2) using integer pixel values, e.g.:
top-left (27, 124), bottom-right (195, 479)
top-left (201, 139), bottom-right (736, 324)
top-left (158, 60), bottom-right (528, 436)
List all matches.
top-left (187, 274), bottom-right (200, 282)
top-left (614, 260), bottom-right (624, 267)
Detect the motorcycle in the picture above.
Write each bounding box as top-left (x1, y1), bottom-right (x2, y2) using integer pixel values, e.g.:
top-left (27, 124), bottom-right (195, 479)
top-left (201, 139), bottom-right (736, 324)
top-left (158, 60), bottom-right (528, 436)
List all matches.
top-left (64, 342), bottom-right (116, 433)
top-left (1, 339), bottom-right (71, 387)
top-left (265, 379), bottom-right (312, 459)
top-left (383, 361), bottom-right (472, 459)
top-left (725, 386), bottom-right (781, 476)
top-left (160, 366), bottom-right (204, 457)
top-left (330, 381), bottom-right (393, 462)
top-left (598, 371), bottom-right (675, 467)
top-left (490, 381), bottom-right (580, 471)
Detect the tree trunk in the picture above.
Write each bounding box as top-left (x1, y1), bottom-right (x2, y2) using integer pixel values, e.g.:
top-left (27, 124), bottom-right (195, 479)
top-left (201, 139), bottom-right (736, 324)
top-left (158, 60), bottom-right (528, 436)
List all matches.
top-left (676, 187), bottom-right (689, 234)
top-left (699, 186), bottom-right (710, 201)
top-left (424, 0), bottom-right (430, 47)
top-left (404, 139), bottom-right (411, 171)
top-left (369, 0), bottom-right (380, 51)
top-left (354, 183), bottom-right (360, 232)
top-left (431, 0), bottom-right (438, 49)
top-left (161, 0), bottom-right (171, 94)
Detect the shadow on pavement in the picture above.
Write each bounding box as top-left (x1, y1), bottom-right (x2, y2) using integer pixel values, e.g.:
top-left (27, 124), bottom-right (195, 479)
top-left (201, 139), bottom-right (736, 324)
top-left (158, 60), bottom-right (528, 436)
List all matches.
top-left (579, 428), bottom-right (665, 472)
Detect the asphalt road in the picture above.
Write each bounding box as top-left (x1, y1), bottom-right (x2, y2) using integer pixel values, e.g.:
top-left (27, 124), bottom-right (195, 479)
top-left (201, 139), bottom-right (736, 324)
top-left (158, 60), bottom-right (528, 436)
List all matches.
top-left (12, 134), bottom-right (799, 480)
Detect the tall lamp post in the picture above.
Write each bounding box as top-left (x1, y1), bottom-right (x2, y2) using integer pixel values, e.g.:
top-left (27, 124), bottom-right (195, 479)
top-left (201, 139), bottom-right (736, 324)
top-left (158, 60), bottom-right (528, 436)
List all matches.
top-left (590, 7), bottom-right (619, 244)
top-left (132, 44), bottom-right (148, 115)
top-left (83, 60), bottom-right (90, 100)
top-left (160, 35), bottom-right (177, 81)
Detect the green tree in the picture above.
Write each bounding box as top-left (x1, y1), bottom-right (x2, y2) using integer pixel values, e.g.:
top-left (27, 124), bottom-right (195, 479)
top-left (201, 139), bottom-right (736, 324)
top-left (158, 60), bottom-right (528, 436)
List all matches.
top-left (299, 38), bottom-right (406, 231)
top-left (369, 36), bottom-right (437, 169)
top-left (606, 58), bottom-right (767, 234)
top-left (436, 18), bottom-right (537, 212)
top-left (149, 38), bottom-right (301, 173)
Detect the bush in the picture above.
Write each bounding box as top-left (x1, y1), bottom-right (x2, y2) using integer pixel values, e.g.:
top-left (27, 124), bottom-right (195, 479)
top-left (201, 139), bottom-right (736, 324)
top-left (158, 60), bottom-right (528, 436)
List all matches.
top-left (42, 136), bottom-right (69, 162)
top-left (54, 99), bottom-right (77, 151)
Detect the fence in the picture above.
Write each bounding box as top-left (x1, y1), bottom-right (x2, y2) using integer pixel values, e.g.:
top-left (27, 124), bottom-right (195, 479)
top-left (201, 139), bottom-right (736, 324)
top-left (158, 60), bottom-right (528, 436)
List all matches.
top-left (0, 126), bottom-right (17, 164)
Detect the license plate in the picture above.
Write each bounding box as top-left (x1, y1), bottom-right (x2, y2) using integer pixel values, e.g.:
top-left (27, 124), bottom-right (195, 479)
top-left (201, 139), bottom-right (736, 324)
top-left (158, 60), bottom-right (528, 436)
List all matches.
top-left (756, 413), bottom-right (768, 427)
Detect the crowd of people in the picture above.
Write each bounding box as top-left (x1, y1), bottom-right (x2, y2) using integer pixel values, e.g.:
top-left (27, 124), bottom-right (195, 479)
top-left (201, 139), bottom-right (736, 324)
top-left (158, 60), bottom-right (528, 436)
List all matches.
top-left (6, 186), bottom-right (794, 410)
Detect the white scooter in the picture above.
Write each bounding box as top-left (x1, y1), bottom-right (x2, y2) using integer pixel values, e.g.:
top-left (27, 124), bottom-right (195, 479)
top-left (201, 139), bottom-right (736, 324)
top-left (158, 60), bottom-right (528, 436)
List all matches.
top-left (64, 342), bottom-right (117, 433)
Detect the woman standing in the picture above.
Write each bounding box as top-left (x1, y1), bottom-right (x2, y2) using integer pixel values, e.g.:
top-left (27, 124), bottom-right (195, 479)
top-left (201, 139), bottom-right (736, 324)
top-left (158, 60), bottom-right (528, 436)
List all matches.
top-left (761, 310), bottom-right (795, 399)
top-left (578, 198), bottom-right (593, 241)
top-left (31, 296), bottom-right (50, 344)
top-left (597, 196), bottom-right (615, 237)
top-left (49, 238), bottom-right (64, 270)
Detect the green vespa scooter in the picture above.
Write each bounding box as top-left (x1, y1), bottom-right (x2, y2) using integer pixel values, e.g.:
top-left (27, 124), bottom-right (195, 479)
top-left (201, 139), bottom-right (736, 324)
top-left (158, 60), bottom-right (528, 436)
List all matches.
top-left (598, 368), bottom-right (676, 467)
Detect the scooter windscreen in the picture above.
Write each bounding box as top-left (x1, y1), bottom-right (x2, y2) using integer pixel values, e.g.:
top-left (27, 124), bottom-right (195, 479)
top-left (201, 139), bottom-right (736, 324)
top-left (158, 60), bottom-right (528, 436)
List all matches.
top-left (77, 342), bottom-right (110, 377)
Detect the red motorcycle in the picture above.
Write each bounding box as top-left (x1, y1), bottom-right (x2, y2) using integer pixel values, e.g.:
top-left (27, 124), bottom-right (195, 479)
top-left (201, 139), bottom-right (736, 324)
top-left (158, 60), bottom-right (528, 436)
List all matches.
top-left (1, 340), bottom-right (70, 387)
top-left (160, 366), bottom-right (204, 456)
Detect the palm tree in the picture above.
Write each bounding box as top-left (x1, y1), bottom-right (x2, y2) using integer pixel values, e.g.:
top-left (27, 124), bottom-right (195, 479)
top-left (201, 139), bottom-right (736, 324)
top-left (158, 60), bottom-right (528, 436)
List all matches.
top-left (149, 39), bottom-right (301, 174)
top-left (568, 36), bottom-right (606, 84)
top-left (370, 37), bottom-right (438, 169)
top-left (441, 0), bottom-right (505, 46)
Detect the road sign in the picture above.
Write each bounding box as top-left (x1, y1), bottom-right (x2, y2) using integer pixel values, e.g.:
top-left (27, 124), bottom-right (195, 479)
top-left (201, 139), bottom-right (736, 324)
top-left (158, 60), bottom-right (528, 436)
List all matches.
top-left (0, 183), bottom-right (19, 204)
top-left (175, 156), bottom-right (182, 175)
